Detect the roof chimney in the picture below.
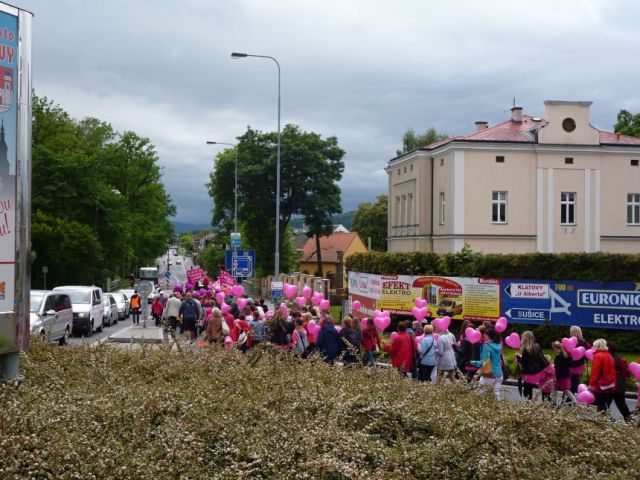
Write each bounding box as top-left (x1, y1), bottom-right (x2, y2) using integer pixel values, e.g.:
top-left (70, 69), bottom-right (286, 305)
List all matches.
top-left (511, 106), bottom-right (523, 123)
top-left (475, 121), bottom-right (489, 132)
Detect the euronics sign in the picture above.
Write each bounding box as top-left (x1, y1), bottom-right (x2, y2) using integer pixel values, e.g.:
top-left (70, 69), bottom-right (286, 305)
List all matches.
top-left (348, 272), bottom-right (640, 331)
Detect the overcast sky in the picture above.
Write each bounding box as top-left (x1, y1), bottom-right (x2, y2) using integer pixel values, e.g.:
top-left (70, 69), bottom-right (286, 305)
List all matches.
top-left (12, 0), bottom-right (640, 224)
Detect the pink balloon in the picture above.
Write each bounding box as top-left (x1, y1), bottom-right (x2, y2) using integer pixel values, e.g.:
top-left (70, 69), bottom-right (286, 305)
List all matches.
top-left (495, 316), bottom-right (508, 333)
top-left (334, 325), bottom-right (342, 333)
top-left (307, 320), bottom-right (320, 337)
top-left (236, 298), bottom-right (248, 312)
top-left (302, 285), bottom-right (312, 299)
top-left (319, 299), bottom-right (330, 311)
top-left (372, 310), bottom-right (382, 318)
top-left (220, 302), bottom-right (231, 314)
top-left (352, 300), bottom-right (361, 311)
top-left (285, 284), bottom-right (298, 299)
top-left (295, 296), bottom-right (306, 307)
top-left (432, 333), bottom-right (439, 343)
top-left (561, 337), bottom-right (576, 353)
top-left (224, 336), bottom-right (233, 348)
top-left (433, 316), bottom-right (450, 332)
top-left (571, 346), bottom-right (585, 361)
top-left (577, 383), bottom-right (589, 394)
top-left (576, 390), bottom-right (595, 404)
top-left (629, 362), bottom-right (640, 381)
top-left (311, 295), bottom-right (322, 306)
top-left (465, 327), bottom-right (482, 344)
top-left (360, 318), bottom-right (368, 331)
top-left (415, 334), bottom-right (425, 346)
top-left (373, 316), bottom-right (391, 331)
top-left (233, 285), bottom-right (244, 297)
top-left (414, 298), bottom-right (427, 308)
top-left (504, 332), bottom-right (521, 349)
top-left (390, 331), bottom-right (398, 341)
top-left (585, 348), bottom-right (595, 361)
top-left (215, 292), bottom-right (225, 305)
top-left (265, 310), bottom-right (274, 320)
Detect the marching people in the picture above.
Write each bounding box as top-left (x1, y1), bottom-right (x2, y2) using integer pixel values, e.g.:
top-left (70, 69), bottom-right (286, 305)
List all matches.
top-left (151, 295), bottom-right (164, 327)
top-left (129, 290), bottom-right (142, 325)
top-left (316, 315), bottom-right (342, 364)
top-left (436, 323), bottom-right (457, 384)
top-left (206, 307), bottom-right (224, 345)
top-left (551, 341), bottom-right (576, 403)
top-left (471, 328), bottom-right (503, 399)
top-left (417, 324), bottom-right (438, 382)
top-left (362, 318), bottom-right (381, 366)
top-left (606, 341), bottom-right (632, 421)
top-left (383, 321), bottom-right (414, 377)
top-left (163, 292), bottom-right (182, 332)
top-left (179, 292), bottom-right (201, 346)
top-left (569, 326), bottom-right (590, 394)
top-left (339, 316), bottom-right (362, 365)
top-left (517, 331), bottom-right (548, 400)
top-left (291, 318), bottom-right (309, 358)
top-left (589, 338), bottom-right (617, 413)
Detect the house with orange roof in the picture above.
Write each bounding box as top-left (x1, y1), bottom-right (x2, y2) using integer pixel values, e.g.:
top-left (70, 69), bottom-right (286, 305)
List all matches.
top-left (299, 232), bottom-right (367, 287)
top-left (387, 100), bottom-right (640, 254)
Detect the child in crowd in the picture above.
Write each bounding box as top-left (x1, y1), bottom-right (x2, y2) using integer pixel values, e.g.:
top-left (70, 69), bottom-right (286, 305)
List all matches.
top-left (552, 341), bottom-right (576, 403)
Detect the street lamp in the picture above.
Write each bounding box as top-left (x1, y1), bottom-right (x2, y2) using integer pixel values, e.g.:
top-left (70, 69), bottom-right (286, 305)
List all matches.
top-left (231, 51), bottom-right (282, 278)
top-left (93, 188), bottom-right (121, 284)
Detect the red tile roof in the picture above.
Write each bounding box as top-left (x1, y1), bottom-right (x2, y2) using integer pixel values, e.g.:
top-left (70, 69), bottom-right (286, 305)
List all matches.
top-left (301, 232), bottom-right (363, 264)
top-left (421, 115), bottom-right (640, 150)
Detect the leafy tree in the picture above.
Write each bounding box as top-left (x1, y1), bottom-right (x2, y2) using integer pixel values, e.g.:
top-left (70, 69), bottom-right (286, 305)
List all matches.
top-left (614, 109), bottom-right (640, 138)
top-left (396, 127), bottom-right (448, 156)
top-left (352, 195), bottom-right (388, 251)
top-left (207, 124), bottom-right (345, 276)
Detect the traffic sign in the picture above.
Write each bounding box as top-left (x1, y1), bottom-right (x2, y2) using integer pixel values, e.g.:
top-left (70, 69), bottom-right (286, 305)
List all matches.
top-left (225, 249), bottom-right (256, 278)
top-left (164, 271), bottom-right (171, 278)
top-left (230, 232), bottom-right (241, 248)
top-left (504, 308), bottom-right (549, 322)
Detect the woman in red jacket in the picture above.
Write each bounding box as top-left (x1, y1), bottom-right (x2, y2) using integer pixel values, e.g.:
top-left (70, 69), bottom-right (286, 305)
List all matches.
top-left (362, 318), bottom-right (381, 366)
top-left (383, 321), bottom-right (415, 377)
top-left (589, 338), bottom-right (617, 413)
top-left (231, 315), bottom-right (253, 353)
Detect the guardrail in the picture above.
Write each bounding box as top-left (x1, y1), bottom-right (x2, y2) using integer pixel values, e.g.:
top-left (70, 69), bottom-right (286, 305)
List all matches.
top-left (105, 277), bottom-right (121, 292)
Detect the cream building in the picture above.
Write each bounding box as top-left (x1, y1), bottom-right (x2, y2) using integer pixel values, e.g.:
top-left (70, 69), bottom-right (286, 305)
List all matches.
top-left (387, 100), bottom-right (640, 254)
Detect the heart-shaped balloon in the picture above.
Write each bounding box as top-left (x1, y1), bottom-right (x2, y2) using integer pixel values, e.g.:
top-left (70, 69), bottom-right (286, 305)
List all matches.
top-left (352, 300), bottom-right (361, 311)
top-left (319, 299), bottom-right (330, 311)
top-left (577, 383), bottom-right (589, 394)
top-left (220, 302), bottom-right (231, 314)
top-left (495, 316), bottom-right (508, 333)
top-left (561, 337), bottom-right (576, 353)
top-left (433, 316), bottom-right (451, 332)
top-left (571, 346), bottom-right (585, 361)
top-left (360, 317), bottom-right (368, 330)
top-left (265, 310), bottom-right (274, 319)
top-left (415, 334), bottom-right (424, 346)
top-left (224, 335), bottom-right (233, 348)
top-left (432, 333), bottom-right (439, 343)
top-left (311, 295), bottom-right (322, 305)
top-left (411, 306), bottom-right (421, 320)
top-left (585, 348), bottom-right (595, 361)
top-left (287, 284), bottom-right (299, 299)
top-left (465, 327), bottom-right (482, 344)
top-left (302, 285), bottom-right (312, 299)
top-left (414, 298), bottom-right (427, 308)
top-left (334, 325), bottom-right (342, 333)
top-left (236, 298), bottom-right (248, 311)
top-left (373, 310), bottom-right (382, 318)
top-left (629, 362), bottom-right (640, 381)
top-left (295, 296), bottom-right (306, 307)
top-left (215, 292), bottom-right (225, 305)
top-left (307, 320), bottom-right (320, 337)
top-left (390, 331), bottom-right (398, 342)
top-left (576, 390), bottom-right (595, 404)
top-left (504, 332), bottom-right (521, 349)
top-left (373, 316), bottom-right (390, 331)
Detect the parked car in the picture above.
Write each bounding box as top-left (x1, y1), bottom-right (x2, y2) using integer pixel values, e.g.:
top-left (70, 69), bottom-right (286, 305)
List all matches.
top-left (30, 290), bottom-right (73, 345)
top-left (111, 292), bottom-right (129, 319)
top-left (102, 294), bottom-right (119, 327)
top-left (53, 286), bottom-right (105, 336)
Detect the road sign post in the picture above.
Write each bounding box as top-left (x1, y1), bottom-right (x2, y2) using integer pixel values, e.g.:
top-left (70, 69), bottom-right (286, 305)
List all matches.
top-left (138, 281), bottom-right (154, 329)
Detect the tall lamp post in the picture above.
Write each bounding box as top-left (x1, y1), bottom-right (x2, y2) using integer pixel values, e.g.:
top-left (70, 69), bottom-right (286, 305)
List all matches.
top-left (231, 51), bottom-right (282, 278)
top-left (206, 141), bottom-right (240, 280)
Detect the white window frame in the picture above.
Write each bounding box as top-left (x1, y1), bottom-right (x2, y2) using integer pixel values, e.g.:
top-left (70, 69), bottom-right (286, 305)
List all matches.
top-left (628, 193), bottom-right (640, 225)
top-left (439, 192), bottom-right (445, 225)
top-left (492, 191), bottom-right (507, 224)
top-left (560, 192), bottom-right (576, 225)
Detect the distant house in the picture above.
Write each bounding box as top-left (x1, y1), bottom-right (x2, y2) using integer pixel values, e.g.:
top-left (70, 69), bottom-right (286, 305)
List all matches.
top-left (299, 232), bottom-right (367, 287)
top-left (333, 224), bottom-right (350, 233)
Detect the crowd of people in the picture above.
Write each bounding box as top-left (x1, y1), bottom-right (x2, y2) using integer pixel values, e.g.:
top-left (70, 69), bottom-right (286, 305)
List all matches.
top-left (150, 283), bottom-right (638, 424)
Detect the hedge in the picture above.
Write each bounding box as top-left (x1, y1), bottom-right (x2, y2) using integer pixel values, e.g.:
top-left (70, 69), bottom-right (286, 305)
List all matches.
top-left (346, 250), bottom-right (640, 282)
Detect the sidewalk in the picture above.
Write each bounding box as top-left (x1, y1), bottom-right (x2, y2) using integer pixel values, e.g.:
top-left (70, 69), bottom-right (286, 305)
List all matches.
top-left (108, 325), bottom-right (164, 344)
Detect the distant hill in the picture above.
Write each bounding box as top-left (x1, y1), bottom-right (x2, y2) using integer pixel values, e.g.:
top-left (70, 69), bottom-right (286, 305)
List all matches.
top-left (172, 221), bottom-right (212, 234)
top-left (290, 211), bottom-right (355, 231)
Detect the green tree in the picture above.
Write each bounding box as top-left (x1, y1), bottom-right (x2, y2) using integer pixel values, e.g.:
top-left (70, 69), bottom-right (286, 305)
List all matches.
top-left (352, 195), bottom-right (388, 251)
top-left (614, 109), bottom-right (640, 138)
top-left (396, 127), bottom-right (448, 156)
top-left (207, 124), bottom-right (345, 276)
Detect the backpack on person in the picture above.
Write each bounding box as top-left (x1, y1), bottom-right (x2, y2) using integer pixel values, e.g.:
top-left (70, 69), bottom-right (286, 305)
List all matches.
top-left (182, 299), bottom-right (197, 319)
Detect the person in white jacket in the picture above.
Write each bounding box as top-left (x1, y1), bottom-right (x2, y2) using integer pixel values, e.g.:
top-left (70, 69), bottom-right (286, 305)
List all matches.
top-left (163, 293), bottom-right (182, 331)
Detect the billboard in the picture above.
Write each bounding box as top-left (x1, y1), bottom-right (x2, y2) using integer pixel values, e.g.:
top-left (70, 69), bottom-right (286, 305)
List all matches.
top-left (348, 272), bottom-right (640, 331)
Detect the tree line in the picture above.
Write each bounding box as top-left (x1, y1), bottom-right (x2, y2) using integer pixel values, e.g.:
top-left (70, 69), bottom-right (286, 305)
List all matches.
top-left (31, 95), bottom-right (175, 289)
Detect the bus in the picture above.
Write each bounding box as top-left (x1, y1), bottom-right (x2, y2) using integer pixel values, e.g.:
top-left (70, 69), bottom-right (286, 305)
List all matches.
top-left (139, 267), bottom-right (159, 284)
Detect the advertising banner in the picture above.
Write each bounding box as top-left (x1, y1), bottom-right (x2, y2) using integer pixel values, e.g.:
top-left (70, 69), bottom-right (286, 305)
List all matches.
top-left (348, 272), bottom-right (640, 331)
top-left (186, 267), bottom-right (206, 285)
top-left (0, 9), bottom-right (17, 314)
top-left (501, 279), bottom-right (640, 331)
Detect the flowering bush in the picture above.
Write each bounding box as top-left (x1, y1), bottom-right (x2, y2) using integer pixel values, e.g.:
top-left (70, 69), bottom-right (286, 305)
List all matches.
top-left (1, 341), bottom-right (639, 478)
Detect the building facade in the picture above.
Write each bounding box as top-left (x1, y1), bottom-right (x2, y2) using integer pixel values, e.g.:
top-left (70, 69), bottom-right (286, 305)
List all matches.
top-left (387, 101), bottom-right (640, 254)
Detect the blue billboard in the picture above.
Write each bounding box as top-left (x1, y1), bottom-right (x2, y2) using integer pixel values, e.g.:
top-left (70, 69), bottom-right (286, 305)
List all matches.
top-left (501, 279), bottom-right (640, 331)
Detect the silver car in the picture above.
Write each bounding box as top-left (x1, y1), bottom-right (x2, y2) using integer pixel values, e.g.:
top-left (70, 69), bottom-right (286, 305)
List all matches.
top-left (102, 294), bottom-right (119, 327)
top-left (30, 290), bottom-right (73, 345)
top-left (111, 292), bottom-right (128, 320)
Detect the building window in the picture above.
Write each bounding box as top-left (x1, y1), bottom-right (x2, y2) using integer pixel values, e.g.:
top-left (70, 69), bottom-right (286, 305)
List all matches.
top-left (440, 158), bottom-right (444, 166)
top-left (492, 191), bottom-right (507, 224)
top-left (632, 159), bottom-right (639, 166)
top-left (410, 164), bottom-right (413, 171)
top-left (395, 196), bottom-right (401, 227)
top-left (397, 169), bottom-right (400, 175)
top-left (562, 117), bottom-right (576, 132)
top-left (407, 194), bottom-right (414, 226)
top-left (439, 192), bottom-right (445, 225)
top-left (496, 156), bottom-right (505, 163)
top-left (560, 192), bottom-right (576, 225)
top-left (628, 194), bottom-right (640, 225)
top-left (401, 195), bottom-right (407, 227)
top-left (565, 157), bottom-right (574, 164)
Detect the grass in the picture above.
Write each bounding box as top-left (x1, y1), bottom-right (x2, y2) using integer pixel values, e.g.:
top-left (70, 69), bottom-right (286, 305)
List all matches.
top-left (1, 341), bottom-right (639, 479)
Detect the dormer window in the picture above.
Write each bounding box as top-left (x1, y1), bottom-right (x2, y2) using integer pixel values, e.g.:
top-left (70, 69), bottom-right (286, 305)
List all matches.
top-left (562, 118), bottom-right (576, 132)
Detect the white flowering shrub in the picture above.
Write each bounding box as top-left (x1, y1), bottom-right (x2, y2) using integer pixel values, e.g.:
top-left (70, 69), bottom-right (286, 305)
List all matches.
top-left (0, 341), bottom-right (639, 479)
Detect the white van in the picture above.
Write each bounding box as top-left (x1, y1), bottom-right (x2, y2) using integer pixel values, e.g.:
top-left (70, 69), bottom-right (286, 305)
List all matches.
top-left (30, 290), bottom-right (74, 345)
top-left (53, 286), bottom-right (105, 336)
